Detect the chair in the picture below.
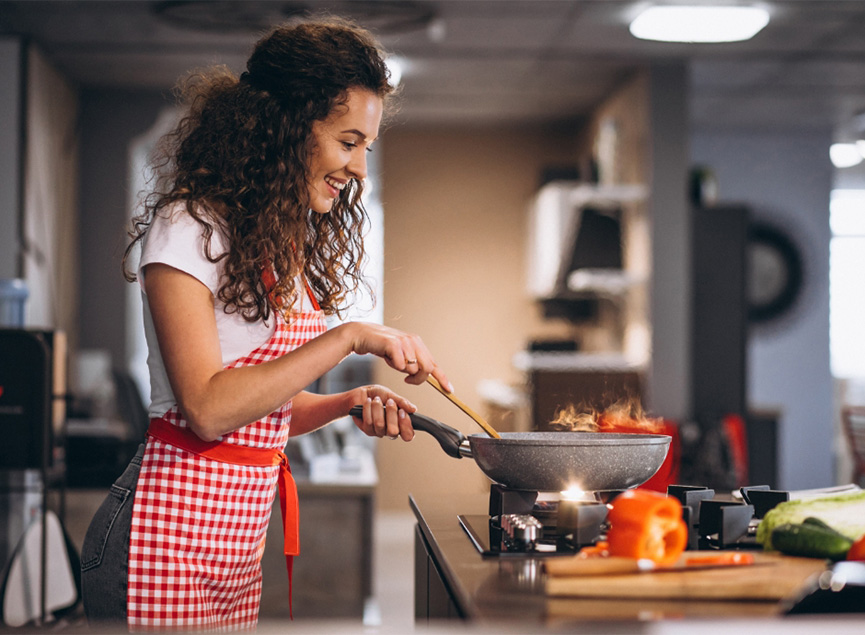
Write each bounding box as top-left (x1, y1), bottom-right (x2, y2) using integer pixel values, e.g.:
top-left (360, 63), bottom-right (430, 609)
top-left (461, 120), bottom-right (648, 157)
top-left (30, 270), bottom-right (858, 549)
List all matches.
top-left (722, 413), bottom-right (749, 487)
top-left (64, 369), bottom-right (147, 487)
top-left (111, 368), bottom-right (150, 440)
top-left (841, 406), bottom-right (865, 486)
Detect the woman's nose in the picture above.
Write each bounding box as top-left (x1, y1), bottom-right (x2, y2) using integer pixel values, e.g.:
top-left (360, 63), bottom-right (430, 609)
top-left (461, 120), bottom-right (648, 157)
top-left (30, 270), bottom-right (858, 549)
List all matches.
top-left (347, 151), bottom-right (368, 181)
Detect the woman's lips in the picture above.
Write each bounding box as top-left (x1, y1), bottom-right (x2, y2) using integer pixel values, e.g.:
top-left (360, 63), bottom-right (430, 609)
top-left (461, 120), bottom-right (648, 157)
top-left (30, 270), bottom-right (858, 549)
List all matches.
top-left (324, 176), bottom-right (346, 198)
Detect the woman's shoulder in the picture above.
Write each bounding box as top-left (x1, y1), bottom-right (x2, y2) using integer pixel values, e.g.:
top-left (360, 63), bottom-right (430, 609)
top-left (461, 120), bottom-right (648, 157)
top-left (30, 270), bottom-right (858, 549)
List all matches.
top-left (153, 199), bottom-right (216, 227)
top-left (148, 201), bottom-right (224, 245)
top-left (141, 200), bottom-right (227, 293)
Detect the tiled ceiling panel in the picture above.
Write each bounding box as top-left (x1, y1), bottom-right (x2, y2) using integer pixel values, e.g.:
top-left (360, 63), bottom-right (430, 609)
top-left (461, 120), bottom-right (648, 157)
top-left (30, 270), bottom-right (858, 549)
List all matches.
top-left (3, 0), bottom-right (865, 132)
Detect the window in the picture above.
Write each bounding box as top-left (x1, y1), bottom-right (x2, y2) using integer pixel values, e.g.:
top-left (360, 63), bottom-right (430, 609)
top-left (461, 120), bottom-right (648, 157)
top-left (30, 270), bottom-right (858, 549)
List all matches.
top-left (830, 189), bottom-right (865, 378)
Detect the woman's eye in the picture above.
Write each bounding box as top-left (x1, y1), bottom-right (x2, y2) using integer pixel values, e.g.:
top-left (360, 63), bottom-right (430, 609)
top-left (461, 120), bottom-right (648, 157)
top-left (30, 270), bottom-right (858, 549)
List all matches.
top-left (342, 141), bottom-right (356, 150)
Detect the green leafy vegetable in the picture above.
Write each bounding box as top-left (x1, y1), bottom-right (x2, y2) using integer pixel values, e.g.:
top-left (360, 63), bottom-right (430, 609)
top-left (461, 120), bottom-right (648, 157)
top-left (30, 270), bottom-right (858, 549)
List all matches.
top-left (756, 491), bottom-right (865, 549)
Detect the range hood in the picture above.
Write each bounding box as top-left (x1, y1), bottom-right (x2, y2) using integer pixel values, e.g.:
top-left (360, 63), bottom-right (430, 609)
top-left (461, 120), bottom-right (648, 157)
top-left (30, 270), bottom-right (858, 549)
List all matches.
top-left (526, 181), bottom-right (647, 308)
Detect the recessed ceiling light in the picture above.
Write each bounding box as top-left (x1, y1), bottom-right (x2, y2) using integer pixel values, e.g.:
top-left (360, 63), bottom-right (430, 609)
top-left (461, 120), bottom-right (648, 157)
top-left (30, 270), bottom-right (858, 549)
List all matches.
top-left (629, 5), bottom-right (770, 43)
top-left (830, 143), bottom-right (863, 169)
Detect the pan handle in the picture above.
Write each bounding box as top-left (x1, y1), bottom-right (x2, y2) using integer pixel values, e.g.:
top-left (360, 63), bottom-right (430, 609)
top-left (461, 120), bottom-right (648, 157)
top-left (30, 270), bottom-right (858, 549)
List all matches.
top-left (349, 405), bottom-right (468, 459)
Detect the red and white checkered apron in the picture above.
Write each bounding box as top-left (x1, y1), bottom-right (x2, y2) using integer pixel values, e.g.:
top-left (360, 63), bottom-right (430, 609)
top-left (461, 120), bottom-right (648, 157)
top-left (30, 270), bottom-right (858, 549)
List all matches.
top-left (128, 294), bottom-right (326, 631)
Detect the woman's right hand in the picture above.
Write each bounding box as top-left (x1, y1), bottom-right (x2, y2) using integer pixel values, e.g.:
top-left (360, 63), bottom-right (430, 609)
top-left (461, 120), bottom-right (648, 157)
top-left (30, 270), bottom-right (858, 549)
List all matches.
top-left (342, 322), bottom-right (452, 392)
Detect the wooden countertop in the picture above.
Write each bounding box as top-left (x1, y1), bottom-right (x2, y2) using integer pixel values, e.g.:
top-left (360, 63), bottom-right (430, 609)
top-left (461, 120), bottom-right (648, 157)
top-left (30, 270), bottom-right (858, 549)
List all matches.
top-left (408, 491), bottom-right (837, 627)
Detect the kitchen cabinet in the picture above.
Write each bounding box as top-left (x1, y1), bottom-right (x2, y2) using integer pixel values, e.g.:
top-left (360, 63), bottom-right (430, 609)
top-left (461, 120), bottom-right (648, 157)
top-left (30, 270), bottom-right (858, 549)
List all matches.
top-left (414, 524), bottom-right (461, 621)
top-left (260, 481), bottom-right (374, 620)
top-left (691, 205), bottom-right (748, 422)
top-left (528, 367), bottom-right (642, 430)
top-left (513, 351), bottom-right (644, 429)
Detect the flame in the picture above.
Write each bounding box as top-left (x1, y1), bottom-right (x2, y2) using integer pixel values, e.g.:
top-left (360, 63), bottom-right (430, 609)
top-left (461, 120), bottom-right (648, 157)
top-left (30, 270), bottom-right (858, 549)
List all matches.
top-left (560, 484), bottom-right (591, 501)
top-left (550, 400), bottom-right (663, 433)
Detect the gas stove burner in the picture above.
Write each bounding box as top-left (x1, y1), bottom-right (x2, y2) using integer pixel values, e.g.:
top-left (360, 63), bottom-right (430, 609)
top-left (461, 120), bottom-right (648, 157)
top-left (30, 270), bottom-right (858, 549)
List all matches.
top-left (668, 484), bottom-right (758, 549)
top-left (556, 499), bottom-right (609, 547)
top-left (500, 514), bottom-right (543, 550)
top-left (459, 494), bottom-right (608, 556)
top-left (459, 514), bottom-right (583, 557)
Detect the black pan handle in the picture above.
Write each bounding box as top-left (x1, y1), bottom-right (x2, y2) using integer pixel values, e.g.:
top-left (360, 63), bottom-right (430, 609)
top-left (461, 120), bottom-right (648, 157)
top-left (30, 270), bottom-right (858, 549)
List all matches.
top-left (349, 405), bottom-right (466, 459)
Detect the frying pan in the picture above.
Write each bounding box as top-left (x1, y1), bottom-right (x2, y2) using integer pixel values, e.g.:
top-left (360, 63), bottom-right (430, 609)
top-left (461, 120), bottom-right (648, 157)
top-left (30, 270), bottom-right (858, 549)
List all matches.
top-left (349, 407), bottom-right (671, 492)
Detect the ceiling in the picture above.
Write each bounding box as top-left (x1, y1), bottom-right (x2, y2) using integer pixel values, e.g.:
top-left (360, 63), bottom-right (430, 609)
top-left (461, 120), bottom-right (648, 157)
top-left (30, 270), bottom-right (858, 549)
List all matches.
top-left (3, 0), bottom-right (865, 137)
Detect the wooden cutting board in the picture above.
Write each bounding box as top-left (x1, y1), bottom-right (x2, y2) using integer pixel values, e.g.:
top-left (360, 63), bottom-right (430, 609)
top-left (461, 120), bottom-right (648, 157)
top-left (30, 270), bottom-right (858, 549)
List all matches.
top-left (545, 551), bottom-right (828, 601)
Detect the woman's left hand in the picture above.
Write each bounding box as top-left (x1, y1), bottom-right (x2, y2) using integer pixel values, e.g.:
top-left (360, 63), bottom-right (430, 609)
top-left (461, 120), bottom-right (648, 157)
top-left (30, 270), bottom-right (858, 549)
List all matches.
top-left (349, 385), bottom-right (417, 441)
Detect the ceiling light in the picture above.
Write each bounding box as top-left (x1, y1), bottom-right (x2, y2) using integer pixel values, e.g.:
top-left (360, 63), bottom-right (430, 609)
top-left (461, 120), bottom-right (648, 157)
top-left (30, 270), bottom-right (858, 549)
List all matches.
top-left (830, 143), bottom-right (863, 169)
top-left (629, 5), bottom-right (770, 43)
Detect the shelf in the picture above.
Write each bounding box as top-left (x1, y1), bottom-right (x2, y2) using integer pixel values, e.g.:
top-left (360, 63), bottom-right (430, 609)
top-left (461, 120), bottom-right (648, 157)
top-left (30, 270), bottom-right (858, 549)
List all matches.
top-left (558, 182), bottom-right (648, 209)
top-left (513, 350), bottom-right (645, 372)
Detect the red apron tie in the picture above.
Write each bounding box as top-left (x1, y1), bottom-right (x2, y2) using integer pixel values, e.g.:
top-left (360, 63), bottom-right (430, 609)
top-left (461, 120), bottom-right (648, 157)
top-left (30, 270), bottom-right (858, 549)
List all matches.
top-left (260, 259), bottom-right (322, 312)
top-left (147, 416), bottom-right (299, 618)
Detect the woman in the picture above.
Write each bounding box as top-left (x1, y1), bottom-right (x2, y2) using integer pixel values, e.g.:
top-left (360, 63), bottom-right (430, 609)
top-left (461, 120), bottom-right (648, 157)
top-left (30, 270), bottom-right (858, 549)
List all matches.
top-left (80, 18), bottom-right (450, 631)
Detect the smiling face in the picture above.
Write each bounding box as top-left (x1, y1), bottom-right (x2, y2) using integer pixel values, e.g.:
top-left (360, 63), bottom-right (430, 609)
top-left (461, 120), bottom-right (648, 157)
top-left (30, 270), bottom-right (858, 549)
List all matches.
top-left (307, 88), bottom-right (384, 214)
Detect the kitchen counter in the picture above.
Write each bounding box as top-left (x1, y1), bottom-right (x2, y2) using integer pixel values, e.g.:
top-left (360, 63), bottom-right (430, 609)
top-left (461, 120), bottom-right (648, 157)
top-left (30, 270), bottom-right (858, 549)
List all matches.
top-left (409, 491), bottom-right (862, 629)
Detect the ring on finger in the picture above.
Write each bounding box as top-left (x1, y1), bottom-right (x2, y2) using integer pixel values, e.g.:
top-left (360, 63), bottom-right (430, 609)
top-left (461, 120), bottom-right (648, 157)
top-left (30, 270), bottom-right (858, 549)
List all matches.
top-left (406, 358), bottom-right (418, 365)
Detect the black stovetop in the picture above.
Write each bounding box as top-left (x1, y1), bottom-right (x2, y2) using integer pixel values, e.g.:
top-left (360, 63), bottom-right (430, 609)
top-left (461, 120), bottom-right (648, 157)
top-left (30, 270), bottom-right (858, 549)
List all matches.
top-left (458, 483), bottom-right (784, 557)
top-left (459, 514), bottom-right (582, 557)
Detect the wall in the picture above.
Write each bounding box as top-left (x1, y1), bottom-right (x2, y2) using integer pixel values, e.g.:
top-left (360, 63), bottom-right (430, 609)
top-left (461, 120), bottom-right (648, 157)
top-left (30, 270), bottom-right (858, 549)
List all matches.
top-left (646, 66), bottom-right (692, 421)
top-left (0, 39), bottom-right (79, 338)
top-left (22, 46), bottom-right (80, 338)
top-left (77, 89), bottom-right (169, 365)
top-left (0, 37), bottom-right (24, 278)
top-left (375, 124), bottom-right (581, 510)
top-left (691, 129), bottom-right (835, 490)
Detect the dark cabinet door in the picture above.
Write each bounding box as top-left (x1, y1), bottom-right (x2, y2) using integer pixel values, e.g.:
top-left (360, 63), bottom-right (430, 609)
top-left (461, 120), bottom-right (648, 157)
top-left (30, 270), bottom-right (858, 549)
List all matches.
top-left (691, 205), bottom-right (748, 421)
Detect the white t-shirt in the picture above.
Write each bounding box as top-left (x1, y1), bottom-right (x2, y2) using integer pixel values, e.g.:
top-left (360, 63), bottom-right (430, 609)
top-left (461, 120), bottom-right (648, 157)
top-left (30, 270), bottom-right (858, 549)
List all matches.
top-left (138, 202), bottom-right (313, 417)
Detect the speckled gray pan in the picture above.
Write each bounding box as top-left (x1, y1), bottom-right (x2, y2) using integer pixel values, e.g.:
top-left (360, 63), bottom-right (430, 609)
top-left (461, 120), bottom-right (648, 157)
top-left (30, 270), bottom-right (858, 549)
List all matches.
top-left (467, 431), bottom-right (671, 492)
top-left (349, 406), bottom-right (672, 492)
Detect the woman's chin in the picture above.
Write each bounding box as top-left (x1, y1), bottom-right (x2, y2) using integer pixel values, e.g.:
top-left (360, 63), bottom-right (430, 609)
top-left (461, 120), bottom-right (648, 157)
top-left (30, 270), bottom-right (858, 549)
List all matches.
top-left (309, 202), bottom-right (334, 214)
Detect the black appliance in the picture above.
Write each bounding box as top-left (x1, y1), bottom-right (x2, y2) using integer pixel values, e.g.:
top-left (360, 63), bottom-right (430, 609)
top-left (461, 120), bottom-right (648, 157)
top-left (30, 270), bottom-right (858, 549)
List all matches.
top-left (0, 329), bottom-right (75, 625)
top-left (0, 330), bottom-right (65, 470)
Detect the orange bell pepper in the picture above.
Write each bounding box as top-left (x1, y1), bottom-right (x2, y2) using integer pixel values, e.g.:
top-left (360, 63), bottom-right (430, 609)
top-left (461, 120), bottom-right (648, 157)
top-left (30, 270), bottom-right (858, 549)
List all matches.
top-left (606, 489), bottom-right (688, 567)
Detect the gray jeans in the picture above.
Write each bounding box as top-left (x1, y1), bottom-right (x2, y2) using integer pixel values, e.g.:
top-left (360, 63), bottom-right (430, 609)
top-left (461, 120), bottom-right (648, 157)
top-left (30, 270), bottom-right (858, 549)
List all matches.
top-left (80, 444), bottom-right (144, 625)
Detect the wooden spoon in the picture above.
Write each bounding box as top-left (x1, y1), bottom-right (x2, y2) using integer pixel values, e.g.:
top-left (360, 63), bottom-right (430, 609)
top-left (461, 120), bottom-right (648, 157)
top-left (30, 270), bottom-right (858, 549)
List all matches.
top-left (426, 376), bottom-right (501, 439)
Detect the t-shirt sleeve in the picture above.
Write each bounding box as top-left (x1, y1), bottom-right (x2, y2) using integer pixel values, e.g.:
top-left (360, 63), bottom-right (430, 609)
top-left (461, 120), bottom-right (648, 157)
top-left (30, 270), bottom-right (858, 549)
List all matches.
top-left (138, 204), bottom-right (227, 294)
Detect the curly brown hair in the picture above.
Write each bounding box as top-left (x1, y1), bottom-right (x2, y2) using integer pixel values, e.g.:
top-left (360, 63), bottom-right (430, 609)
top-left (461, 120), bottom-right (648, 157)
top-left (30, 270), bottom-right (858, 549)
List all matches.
top-left (122, 17), bottom-right (396, 321)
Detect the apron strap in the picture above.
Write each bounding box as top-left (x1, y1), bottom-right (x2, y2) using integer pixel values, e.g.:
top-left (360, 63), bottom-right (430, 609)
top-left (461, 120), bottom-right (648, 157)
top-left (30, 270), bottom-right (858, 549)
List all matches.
top-left (261, 259), bottom-right (321, 313)
top-left (147, 417), bottom-right (299, 618)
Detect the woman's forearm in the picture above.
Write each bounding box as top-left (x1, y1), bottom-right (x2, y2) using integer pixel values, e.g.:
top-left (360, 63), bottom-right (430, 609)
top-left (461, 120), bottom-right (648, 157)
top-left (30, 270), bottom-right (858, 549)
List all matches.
top-left (180, 324), bottom-right (357, 440)
top-left (288, 390), bottom-right (356, 436)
